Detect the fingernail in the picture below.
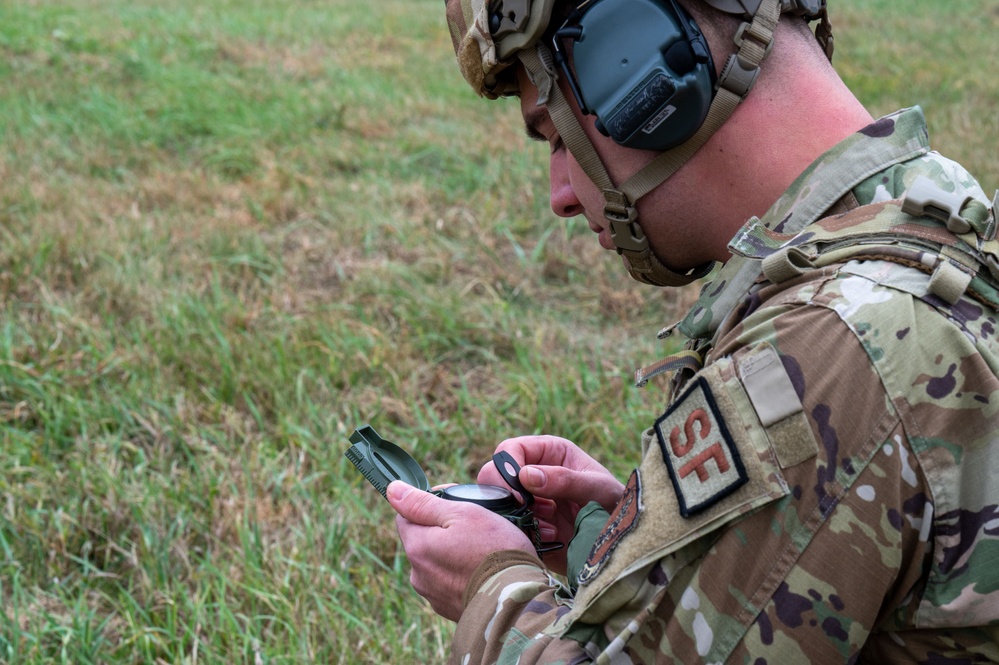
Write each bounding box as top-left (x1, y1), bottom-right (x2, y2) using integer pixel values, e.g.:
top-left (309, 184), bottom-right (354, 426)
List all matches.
top-left (387, 481), bottom-right (410, 502)
top-left (525, 467), bottom-right (546, 487)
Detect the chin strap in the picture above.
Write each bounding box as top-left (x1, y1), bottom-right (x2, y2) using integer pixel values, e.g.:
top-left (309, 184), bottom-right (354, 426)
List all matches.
top-left (517, 0), bottom-right (781, 287)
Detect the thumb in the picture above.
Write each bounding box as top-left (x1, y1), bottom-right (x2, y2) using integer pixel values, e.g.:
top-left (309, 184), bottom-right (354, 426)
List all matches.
top-left (520, 465), bottom-right (624, 510)
top-left (387, 481), bottom-right (449, 527)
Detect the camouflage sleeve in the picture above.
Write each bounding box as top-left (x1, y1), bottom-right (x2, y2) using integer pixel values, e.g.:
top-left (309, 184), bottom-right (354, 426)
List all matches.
top-left (695, 292), bottom-right (933, 662)
top-left (450, 551), bottom-right (589, 665)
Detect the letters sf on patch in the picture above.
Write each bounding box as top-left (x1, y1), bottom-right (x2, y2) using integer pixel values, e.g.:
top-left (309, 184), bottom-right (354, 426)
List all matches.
top-left (655, 376), bottom-right (749, 517)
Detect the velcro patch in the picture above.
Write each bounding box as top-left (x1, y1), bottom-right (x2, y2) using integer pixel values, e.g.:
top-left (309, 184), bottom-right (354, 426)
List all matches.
top-left (655, 376), bottom-right (749, 517)
top-left (578, 469), bottom-right (642, 586)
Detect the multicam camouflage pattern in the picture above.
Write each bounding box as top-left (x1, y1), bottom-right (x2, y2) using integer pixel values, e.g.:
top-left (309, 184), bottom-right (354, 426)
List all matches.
top-left (445, 0), bottom-right (514, 99)
top-left (448, 107), bottom-right (999, 663)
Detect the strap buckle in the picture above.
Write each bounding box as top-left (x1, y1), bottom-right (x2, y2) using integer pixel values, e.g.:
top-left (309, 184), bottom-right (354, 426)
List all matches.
top-left (605, 204), bottom-right (649, 253)
top-left (733, 20), bottom-right (774, 57)
top-left (717, 54), bottom-right (760, 98)
top-left (902, 175), bottom-right (974, 234)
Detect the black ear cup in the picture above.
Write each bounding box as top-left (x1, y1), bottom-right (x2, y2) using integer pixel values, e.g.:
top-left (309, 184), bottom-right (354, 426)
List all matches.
top-left (554, 0), bottom-right (715, 151)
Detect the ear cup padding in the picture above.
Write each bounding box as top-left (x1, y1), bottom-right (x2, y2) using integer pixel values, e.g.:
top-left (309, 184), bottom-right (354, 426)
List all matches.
top-left (563, 0), bottom-right (715, 151)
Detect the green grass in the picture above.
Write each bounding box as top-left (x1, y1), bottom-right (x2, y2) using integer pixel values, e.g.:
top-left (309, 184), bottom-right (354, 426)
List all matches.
top-left (0, 0), bottom-right (996, 662)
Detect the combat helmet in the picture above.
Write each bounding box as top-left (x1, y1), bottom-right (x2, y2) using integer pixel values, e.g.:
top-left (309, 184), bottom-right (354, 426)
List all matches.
top-left (444, 0), bottom-right (833, 286)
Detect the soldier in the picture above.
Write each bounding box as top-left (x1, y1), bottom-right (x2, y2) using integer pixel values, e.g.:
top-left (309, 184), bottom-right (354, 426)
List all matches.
top-left (387, 0), bottom-right (999, 662)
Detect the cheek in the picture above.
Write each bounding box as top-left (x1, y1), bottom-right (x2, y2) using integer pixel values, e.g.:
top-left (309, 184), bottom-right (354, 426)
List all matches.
top-left (565, 154), bottom-right (601, 211)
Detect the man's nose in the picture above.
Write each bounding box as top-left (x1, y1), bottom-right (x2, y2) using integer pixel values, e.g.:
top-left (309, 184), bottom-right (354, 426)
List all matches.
top-left (549, 151), bottom-right (583, 218)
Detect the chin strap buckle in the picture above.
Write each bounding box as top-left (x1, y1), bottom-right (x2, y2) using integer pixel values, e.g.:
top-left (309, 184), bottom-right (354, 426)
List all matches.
top-left (604, 190), bottom-right (649, 254)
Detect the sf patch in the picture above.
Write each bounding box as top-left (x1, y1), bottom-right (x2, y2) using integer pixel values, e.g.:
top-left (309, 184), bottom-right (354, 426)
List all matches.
top-left (578, 469), bottom-right (642, 586)
top-left (655, 376), bottom-right (748, 517)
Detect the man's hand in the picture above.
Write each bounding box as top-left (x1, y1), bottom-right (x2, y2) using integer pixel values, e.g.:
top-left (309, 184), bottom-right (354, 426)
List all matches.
top-left (388, 480), bottom-right (536, 621)
top-left (477, 436), bottom-right (624, 575)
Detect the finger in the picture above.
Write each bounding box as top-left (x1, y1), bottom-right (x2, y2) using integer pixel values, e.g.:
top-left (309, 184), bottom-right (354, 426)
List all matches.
top-left (387, 481), bottom-right (451, 527)
top-left (476, 461), bottom-right (503, 486)
top-left (519, 465), bottom-right (624, 510)
top-left (539, 524), bottom-right (558, 542)
top-left (477, 435), bottom-right (577, 486)
top-left (531, 497), bottom-right (556, 521)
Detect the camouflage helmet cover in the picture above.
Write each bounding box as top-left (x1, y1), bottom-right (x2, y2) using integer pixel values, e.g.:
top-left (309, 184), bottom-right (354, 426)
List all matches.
top-left (445, 0), bottom-right (557, 99)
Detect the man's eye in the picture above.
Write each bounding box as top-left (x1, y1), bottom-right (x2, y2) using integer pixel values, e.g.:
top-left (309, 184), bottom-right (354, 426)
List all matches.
top-left (524, 125), bottom-right (563, 154)
top-left (525, 127), bottom-right (547, 143)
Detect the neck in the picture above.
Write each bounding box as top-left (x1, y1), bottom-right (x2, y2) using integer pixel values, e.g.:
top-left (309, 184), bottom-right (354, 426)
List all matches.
top-left (689, 47), bottom-right (874, 263)
top-left (631, 21), bottom-right (876, 272)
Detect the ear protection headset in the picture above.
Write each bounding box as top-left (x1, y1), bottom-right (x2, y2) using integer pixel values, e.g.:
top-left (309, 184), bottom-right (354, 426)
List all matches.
top-left (552, 0), bottom-right (716, 151)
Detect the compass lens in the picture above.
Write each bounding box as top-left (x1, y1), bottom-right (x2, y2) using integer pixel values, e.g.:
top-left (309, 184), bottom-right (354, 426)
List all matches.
top-left (446, 484), bottom-right (509, 500)
top-left (441, 484), bottom-right (518, 512)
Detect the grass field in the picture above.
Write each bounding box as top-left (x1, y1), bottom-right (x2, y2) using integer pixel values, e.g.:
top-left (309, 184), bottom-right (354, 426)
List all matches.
top-left (1, 0), bottom-right (996, 662)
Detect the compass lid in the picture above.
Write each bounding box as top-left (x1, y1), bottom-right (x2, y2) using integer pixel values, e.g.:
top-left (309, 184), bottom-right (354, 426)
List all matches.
top-left (345, 425), bottom-right (430, 498)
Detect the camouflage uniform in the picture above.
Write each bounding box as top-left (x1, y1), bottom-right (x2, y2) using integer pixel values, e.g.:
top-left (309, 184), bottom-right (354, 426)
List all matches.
top-left (449, 107), bottom-right (999, 663)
